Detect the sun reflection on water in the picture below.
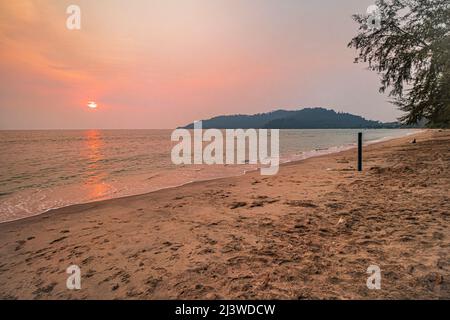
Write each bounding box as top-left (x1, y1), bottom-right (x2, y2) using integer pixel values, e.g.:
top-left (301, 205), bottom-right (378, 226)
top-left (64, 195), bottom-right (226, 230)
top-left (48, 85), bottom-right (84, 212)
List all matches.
top-left (84, 130), bottom-right (111, 200)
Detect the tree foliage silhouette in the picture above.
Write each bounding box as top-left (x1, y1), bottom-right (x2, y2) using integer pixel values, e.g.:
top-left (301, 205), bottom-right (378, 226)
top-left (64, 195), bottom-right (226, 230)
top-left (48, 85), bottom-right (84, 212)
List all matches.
top-left (349, 0), bottom-right (450, 127)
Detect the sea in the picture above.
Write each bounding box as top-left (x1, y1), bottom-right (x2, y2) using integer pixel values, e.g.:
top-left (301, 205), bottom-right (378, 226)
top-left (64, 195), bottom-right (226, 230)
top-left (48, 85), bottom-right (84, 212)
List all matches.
top-left (0, 129), bottom-right (419, 222)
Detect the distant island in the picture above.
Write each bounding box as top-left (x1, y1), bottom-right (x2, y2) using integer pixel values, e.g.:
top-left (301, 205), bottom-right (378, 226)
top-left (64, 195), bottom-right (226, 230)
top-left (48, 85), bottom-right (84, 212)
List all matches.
top-left (181, 108), bottom-right (404, 129)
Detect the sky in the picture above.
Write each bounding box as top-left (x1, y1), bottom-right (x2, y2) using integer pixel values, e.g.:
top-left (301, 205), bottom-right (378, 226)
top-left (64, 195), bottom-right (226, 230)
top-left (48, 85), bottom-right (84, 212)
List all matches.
top-left (0, 0), bottom-right (404, 129)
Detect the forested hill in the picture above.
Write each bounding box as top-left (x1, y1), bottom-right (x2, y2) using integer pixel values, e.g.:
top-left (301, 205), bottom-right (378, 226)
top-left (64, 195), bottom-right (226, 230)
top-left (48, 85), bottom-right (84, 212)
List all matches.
top-left (181, 108), bottom-right (400, 129)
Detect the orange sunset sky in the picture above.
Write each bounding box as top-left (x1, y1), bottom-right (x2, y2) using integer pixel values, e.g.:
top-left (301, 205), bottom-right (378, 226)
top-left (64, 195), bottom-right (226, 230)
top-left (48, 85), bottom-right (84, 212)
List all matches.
top-left (0, 0), bottom-right (402, 129)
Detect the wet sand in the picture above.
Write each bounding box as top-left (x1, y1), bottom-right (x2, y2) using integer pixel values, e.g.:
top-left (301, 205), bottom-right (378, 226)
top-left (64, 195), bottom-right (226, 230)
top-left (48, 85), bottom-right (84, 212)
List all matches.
top-left (0, 129), bottom-right (449, 299)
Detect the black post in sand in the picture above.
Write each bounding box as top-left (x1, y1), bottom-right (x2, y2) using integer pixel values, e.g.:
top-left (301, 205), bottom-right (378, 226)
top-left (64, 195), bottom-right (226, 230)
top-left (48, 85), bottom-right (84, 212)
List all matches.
top-left (358, 132), bottom-right (363, 171)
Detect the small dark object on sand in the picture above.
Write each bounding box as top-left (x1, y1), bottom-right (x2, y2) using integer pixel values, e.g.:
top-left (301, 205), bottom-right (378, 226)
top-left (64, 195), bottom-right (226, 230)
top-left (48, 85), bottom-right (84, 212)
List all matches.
top-left (412, 138), bottom-right (416, 144)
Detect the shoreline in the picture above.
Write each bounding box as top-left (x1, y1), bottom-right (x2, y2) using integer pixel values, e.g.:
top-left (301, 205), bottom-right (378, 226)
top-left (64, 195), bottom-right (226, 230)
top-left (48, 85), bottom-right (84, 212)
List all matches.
top-left (0, 129), bottom-right (424, 226)
top-left (1, 129), bottom-right (448, 299)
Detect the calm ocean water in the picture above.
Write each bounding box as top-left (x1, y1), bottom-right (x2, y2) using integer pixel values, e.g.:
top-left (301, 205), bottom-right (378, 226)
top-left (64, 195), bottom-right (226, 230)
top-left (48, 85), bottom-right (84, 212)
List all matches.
top-left (0, 129), bottom-right (418, 222)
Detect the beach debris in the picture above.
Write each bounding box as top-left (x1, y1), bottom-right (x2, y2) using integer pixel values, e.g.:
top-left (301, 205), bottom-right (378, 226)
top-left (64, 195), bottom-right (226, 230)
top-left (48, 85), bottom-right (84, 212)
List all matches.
top-left (337, 217), bottom-right (345, 225)
top-left (412, 138), bottom-right (417, 144)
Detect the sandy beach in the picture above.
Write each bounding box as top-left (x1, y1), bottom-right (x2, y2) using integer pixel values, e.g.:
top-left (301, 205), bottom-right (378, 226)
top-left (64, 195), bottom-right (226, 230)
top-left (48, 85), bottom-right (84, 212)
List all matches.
top-left (0, 129), bottom-right (449, 299)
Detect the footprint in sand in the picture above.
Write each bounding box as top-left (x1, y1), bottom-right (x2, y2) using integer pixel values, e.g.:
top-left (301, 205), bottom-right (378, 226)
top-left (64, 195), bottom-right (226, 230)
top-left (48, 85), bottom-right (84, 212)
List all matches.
top-left (229, 201), bottom-right (247, 209)
top-left (49, 236), bottom-right (67, 244)
top-left (285, 200), bottom-right (318, 208)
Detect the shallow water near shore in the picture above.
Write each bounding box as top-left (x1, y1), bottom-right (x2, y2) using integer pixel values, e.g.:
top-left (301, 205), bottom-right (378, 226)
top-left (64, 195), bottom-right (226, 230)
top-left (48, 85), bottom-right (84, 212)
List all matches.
top-left (0, 128), bottom-right (418, 222)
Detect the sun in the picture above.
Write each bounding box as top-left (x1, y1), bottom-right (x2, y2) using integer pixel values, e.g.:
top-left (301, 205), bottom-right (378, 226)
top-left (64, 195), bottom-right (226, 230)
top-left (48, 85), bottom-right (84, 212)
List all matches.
top-left (87, 101), bottom-right (97, 109)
